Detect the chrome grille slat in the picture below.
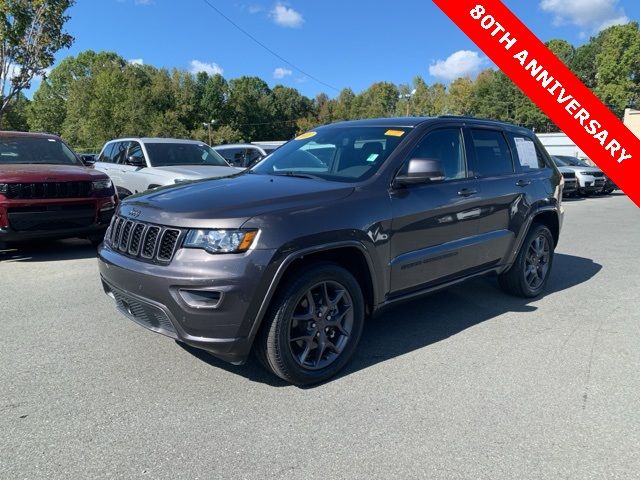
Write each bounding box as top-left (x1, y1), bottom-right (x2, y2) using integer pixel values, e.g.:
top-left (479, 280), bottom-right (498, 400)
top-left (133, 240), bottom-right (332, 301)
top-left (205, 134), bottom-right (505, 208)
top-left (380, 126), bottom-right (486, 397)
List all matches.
top-left (141, 226), bottom-right (161, 259)
top-left (128, 223), bottom-right (146, 255)
top-left (157, 229), bottom-right (180, 261)
top-left (107, 215), bottom-right (182, 264)
top-left (119, 220), bottom-right (134, 251)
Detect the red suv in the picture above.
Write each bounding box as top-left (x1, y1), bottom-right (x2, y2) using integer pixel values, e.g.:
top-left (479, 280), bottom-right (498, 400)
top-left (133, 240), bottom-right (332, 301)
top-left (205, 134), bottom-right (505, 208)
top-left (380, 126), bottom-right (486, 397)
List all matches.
top-left (0, 131), bottom-right (117, 248)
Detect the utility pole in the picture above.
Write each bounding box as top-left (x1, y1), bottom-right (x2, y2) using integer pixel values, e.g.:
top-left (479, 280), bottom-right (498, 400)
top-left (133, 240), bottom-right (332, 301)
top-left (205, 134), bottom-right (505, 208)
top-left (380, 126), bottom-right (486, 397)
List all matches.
top-left (203, 119), bottom-right (216, 145)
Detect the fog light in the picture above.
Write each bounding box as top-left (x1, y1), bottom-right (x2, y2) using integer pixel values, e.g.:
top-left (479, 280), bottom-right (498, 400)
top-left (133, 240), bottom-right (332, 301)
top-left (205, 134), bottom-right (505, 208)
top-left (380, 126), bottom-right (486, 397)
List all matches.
top-left (178, 289), bottom-right (223, 309)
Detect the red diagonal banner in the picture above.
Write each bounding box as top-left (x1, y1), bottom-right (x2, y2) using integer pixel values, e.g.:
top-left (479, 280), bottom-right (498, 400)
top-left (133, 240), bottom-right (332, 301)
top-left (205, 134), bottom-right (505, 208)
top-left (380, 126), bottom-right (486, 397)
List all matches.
top-left (432, 0), bottom-right (640, 207)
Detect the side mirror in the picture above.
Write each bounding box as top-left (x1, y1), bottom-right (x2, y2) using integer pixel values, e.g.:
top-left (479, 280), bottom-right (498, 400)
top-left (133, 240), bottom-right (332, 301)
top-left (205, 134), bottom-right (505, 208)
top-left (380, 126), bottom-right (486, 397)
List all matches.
top-left (394, 158), bottom-right (445, 187)
top-left (128, 155), bottom-right (146, 167)
top-left (80, 154), bottom-right (95, 166)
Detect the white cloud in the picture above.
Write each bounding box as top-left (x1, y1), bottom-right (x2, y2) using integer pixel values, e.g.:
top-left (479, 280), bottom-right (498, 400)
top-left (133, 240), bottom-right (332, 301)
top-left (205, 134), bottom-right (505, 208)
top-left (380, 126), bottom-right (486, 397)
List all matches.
top-left (540, 0), bottom-right (628, 32)
top-left (429, 50), bottom-right (484, 81)
top-left (189, 60), bottom-right (224, 76)
top-left (270, 3), bottom-right (304, 28)
top-left (273, 67), bottom-right (292, 79)
top-left (128, 58), bottom-right (144, 65)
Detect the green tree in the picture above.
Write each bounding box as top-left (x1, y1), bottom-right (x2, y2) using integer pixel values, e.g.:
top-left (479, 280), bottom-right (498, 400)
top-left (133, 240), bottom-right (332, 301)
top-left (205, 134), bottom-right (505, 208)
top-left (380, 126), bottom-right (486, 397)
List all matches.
top-left (594, 22), bottom-right (640, 115)
top-left (447, 77), bottom-right (474, 115)
top-left (0, 0), bottom-right (74, 125)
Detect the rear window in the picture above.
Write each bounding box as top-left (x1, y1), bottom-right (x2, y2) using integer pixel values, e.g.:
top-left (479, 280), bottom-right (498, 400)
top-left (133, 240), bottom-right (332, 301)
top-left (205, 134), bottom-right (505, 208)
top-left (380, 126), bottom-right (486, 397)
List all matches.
top-left (0, 137), bottom-right (80, 165)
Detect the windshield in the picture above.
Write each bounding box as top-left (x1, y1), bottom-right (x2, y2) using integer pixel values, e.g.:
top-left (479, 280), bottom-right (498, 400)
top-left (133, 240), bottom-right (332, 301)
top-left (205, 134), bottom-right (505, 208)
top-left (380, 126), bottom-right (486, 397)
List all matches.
top-left (0, 137), bottom-right (81, 165)
top-left (144, 142), bottom-right (230, 167)
top-left (552, 156), bottom-right (568, 166)
top-left (251, 126), bottom-right (410, 182)
top-left (554, 155), bottom-right (588, 167)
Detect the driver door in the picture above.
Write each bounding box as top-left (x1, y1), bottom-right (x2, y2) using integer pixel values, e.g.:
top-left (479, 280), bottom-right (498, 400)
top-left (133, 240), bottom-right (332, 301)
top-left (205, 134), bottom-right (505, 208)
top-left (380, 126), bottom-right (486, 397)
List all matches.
top-left (389, 126), bottom-right (483, 294)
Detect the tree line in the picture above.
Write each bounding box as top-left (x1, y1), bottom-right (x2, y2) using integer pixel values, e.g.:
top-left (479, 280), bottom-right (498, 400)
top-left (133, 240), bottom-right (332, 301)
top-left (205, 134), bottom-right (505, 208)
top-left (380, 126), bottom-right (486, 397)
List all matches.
top-left (5, 22), bottom-right (640, 151)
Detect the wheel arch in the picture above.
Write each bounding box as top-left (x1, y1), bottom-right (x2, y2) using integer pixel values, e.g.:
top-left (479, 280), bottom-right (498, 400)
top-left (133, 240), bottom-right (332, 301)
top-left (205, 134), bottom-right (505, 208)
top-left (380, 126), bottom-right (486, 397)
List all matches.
top-left (248, 242), bottom-right (379, 344)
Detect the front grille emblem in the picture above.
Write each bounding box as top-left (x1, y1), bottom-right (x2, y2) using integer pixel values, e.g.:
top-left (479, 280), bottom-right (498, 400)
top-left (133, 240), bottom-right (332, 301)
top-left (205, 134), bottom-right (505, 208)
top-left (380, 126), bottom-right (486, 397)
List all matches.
top-left (128, 208), bottom-right (142, 218)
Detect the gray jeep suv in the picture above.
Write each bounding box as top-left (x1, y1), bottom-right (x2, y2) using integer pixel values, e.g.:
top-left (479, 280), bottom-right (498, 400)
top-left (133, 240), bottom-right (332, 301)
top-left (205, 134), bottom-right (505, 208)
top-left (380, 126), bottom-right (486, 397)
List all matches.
top-left (98, 117), bottom-right (564, 385)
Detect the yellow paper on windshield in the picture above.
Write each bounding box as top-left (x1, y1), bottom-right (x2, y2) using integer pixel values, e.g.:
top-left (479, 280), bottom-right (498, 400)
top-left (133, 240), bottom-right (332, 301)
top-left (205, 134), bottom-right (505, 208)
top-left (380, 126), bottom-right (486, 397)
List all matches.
top-left (295, 131), bottom-right (317, 140)
top-left (385, 129), bottom-right (405, 137)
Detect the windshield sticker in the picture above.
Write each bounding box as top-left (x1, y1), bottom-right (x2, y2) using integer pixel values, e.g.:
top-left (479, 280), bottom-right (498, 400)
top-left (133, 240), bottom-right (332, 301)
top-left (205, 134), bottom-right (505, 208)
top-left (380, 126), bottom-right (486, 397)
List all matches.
top-left (366, 153), bottom-right (379, 163)
top-left (385, 129), bottom-right (405, 137)
top-left (295, 131), bottom-right (317, 140)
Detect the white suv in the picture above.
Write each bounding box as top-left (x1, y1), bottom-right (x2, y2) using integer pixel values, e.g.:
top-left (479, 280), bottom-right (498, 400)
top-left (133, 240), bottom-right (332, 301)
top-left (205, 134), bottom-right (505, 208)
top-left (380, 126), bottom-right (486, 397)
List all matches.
top-left (94, 138), bottom-right (241, 198)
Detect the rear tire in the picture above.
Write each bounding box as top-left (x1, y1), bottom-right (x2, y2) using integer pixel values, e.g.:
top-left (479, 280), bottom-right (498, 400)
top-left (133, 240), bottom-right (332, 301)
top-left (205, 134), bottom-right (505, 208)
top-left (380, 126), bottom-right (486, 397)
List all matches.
top-left (499, 224), bottom-right (555, 298)
top-left (255, 263), bottom-right (365, 385)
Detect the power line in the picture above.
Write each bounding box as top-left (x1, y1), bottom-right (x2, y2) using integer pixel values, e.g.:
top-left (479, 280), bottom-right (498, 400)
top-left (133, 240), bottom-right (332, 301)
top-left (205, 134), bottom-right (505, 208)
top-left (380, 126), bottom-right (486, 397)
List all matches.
top-left (200, 0), bottom-right (339, 93)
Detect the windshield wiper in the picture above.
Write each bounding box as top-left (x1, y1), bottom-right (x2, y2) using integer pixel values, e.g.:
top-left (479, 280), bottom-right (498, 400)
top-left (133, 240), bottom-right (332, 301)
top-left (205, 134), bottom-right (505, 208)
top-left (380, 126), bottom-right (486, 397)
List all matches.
top-left (271, 171), bottom-right (324, 180)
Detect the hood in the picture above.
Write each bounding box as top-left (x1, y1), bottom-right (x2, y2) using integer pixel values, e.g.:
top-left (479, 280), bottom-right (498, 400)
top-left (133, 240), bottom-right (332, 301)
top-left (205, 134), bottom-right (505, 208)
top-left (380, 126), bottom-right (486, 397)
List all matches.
top-left (556, 166), bottom-right (575, 174)
top-left (0, 163), bottom-right (109, 183)
top-left (560, 165), bottom-right (602, 174)
top-left (152, 165), bottom-right (243, 178)
top-left (120, 173), bottom-right (355, 228)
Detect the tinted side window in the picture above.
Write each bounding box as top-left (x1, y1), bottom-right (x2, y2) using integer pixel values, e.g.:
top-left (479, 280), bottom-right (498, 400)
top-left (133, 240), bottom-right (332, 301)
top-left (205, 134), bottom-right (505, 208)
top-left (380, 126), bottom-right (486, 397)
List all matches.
top-left (404, 128), bottom-right (466, 180)
top-left (127, 142), bottom-right (145, 164)
top-left (470, 129), bottom-right (514, 177)
top-left (112, 142), bottom-right (129, 164)
top-left (245, 147), bottom-right (264, 166)
top-left (98, 143), bottom-right (116, 163)
top-left (509, 134), bottom-right (547, 170)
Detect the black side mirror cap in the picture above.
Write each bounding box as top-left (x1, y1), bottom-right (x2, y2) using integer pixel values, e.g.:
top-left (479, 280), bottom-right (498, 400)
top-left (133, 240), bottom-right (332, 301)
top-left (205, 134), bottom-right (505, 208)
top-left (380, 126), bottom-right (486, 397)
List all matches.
top-left (128, 155), bottom-right (146, 167)
top-left (394, 158), bottom-right (445, 187)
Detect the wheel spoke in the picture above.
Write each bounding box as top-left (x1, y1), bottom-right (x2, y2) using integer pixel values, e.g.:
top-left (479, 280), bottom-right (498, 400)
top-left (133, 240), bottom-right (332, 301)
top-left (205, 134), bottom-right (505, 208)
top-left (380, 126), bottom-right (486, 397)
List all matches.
top-left (330, 289), bottom-right (345, 307)
top-left (290, 334), bottom-right (314, 343)
top-left (292, 312), bottom-right (314, 322)
top-left (314, 341), bottom-right (326, 366)
top-left (321, 282), bottom-right (331, 306)
top-left (305, 291), bottom-right (316, 315)
top-left (298, 340), bottom-right (314, 365)
top-left (326, 339), bottom-right (343, 355)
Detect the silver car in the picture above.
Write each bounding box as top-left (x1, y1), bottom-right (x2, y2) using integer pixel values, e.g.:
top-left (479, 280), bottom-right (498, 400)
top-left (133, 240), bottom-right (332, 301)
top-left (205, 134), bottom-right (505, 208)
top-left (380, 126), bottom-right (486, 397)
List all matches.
top-left (552, 155), bottom-right (605, 196)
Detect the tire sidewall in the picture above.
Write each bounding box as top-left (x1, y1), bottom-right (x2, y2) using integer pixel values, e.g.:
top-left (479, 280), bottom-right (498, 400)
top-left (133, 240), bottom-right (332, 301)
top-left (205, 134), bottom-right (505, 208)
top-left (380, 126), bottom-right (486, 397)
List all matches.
top-left (518, 225), bottom-right (554, 297)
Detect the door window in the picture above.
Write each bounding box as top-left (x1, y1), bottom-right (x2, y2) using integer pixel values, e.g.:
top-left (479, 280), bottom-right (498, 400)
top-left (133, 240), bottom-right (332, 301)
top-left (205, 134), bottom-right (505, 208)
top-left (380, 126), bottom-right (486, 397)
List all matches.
top-left (127, 142), bottom-right (145, 165)
top-left (112, 142), bottom-right (129, 164)
top-left (470, 129), bottom-right (514, 177)
top-left (98, 143), bottom-right (116, 163)
top-left (403, 128), bottom-right (466, 180)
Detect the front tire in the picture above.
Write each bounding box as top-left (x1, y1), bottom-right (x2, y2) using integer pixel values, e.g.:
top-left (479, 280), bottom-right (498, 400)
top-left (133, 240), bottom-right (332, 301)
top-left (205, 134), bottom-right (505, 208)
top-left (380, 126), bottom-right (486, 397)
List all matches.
top-left (499, 224), bottom-right (555, 298)
top-left (255, 263), bottom-right (365, 385)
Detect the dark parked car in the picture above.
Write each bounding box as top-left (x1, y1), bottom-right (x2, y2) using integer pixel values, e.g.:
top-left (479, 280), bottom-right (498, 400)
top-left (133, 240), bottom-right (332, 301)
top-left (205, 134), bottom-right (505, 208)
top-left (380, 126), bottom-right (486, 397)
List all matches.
top-left (0, 131), bottom-right (117, 249)
top-left (98, 117), bottom-right (563, 385)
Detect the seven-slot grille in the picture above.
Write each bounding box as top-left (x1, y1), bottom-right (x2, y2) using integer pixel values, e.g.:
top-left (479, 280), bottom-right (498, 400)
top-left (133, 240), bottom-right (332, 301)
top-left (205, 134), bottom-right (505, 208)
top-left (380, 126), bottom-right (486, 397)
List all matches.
top-left (3, 182), bottom-right (92, 199)
top-left (562, 172), bottom-right (576, 179)
top-left (591, 171), bottom-right (604, 178)
top-left (108, 215), bottom-right (182, 263)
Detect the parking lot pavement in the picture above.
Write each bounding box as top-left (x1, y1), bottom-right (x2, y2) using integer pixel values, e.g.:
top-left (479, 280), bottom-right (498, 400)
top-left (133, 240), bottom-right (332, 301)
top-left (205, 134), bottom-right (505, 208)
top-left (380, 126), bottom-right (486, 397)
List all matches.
top-left (1, 193), bottom-right (639, 480)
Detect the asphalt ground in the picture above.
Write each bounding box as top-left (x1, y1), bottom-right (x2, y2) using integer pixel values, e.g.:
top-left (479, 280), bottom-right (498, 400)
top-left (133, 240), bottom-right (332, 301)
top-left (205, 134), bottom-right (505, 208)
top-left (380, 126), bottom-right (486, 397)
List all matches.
top-left (1, 193), bottom-right (638, 479)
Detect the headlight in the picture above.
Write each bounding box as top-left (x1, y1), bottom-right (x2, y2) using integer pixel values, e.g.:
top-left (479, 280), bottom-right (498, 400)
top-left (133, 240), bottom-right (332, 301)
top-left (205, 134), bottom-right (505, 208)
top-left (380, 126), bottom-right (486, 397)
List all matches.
top-left (184, 229), bottom-right (258, 253)
top-left (0, 184), bottom-right (7, 194)
top-left (92, 179), bottom-right (113, 191)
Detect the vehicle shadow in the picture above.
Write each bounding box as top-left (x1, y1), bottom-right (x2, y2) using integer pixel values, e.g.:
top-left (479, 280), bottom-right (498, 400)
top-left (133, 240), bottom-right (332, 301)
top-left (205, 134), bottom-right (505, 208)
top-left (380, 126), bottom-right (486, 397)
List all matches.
top-left (182, 253), bottom-right (602, 388)
top-left (0, 238), bottom-right (98, 263)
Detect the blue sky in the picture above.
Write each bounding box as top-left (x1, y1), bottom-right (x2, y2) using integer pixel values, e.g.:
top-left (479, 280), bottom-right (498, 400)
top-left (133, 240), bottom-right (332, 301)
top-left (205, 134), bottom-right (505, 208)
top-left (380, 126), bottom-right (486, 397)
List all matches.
top-left (33, 0), bottom-right (640, 98)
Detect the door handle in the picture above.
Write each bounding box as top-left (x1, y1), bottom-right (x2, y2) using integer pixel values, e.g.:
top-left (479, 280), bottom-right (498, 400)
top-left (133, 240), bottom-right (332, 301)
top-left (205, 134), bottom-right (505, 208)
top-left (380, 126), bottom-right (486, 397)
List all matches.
top-left (457, 188), bottom-right (477, 197)
top-left (516, 179), bottom-right (531, 187)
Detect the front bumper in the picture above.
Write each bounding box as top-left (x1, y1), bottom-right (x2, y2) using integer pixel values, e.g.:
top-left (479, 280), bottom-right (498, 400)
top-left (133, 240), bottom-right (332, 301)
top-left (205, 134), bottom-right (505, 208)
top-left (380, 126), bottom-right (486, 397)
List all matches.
top-left (98, 244), bottom-right (277, 364)
top-left (0, 198), bottom-right (116, 243)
